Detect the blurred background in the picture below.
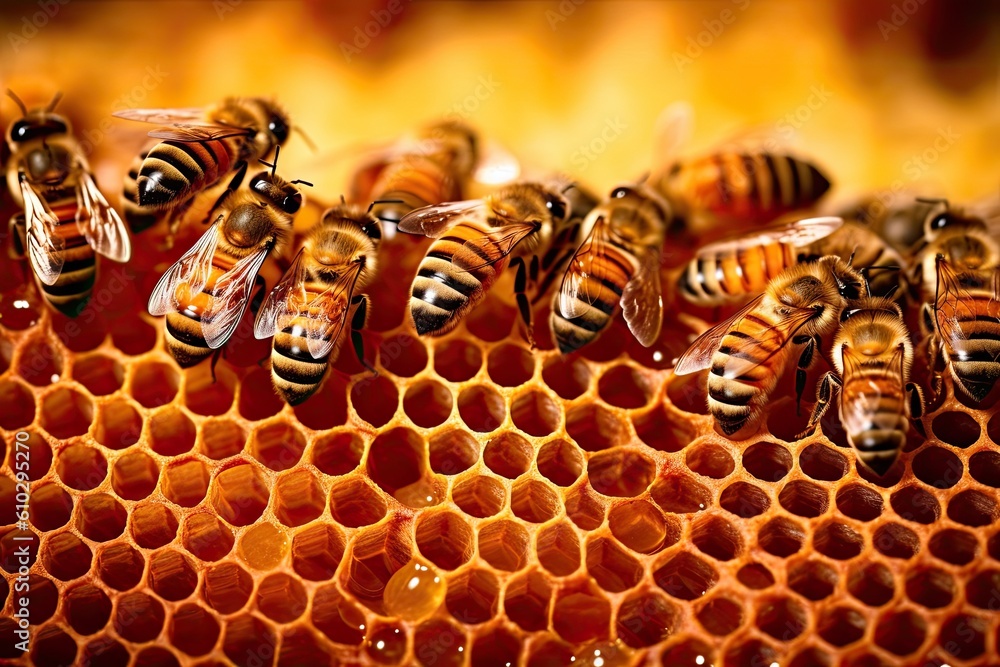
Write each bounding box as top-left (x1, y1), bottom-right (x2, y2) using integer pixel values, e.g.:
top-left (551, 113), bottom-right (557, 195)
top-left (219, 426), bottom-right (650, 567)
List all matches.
top-left (1, 0), bottom-right (998, 215)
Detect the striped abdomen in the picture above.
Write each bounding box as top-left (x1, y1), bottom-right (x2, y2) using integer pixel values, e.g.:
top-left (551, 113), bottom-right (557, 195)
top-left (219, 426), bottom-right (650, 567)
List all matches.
top-left (136, 139), bottom-right (236, 209)
top-left (369, 155), bottom-right (463, 223)
top-left (123, 147), bottom-right (160, 233)
top-left (552, 244), bottom-right (636, 354)
top-left (939, 287), bottom-right (1000, 403)
top-left (841, 364), bottom-right (906, 473)
top-left (270, 286), bottom-right (346, 405)
top-left (707, 311), bottom-right (790, 438)
top-left (679, 241), bottom-right (796, 306)
top-left (27, 189), bottom-right (96, 317)
top-left (663, 152), bottom-right (831, 225)
top-left (163, 252), bottom-right (237, 367)
top-left (409, 220), bottom-right (508, 336)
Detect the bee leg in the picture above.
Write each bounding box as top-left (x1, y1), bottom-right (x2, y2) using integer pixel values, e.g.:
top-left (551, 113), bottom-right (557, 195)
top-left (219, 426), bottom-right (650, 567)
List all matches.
top-left (511, 257), bottom-right (535, 348)
top-left (202, 160), bottom-right (249, 224)
top-left (792, 334), bottom-right (820, 416)
top-left (209, 348), bottom-right (224, 384)
top-left (919, 303), bottom-right (943, 399)
top-left (351, 294), bottom-right (377, 376)
top-left (796, 371), bottom-right (840, 440)
top-left (531, 248), bottom-right (574, 305)
top-left (8, 214), bottom-right (27, 259)
top-left (906, 381), bottom-right (927, 436)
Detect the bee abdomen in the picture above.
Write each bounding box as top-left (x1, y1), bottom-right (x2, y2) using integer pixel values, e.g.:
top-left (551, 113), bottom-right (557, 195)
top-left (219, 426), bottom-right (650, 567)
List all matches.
top-left (409, 237), bottom-right (499, 336)
top-left (374, 158), bottom-right (459, 223)
top-left (271, 330), bottom-right (333, 405)
top-left (948, 312), bottom-right (1000, 402)
top-left (123, 149), bottom-right (160, 233)
top-left (164, 313), bottom-right (213, 367)
top-left (551, 302), bottom-right (612, 354)
top-left (137, 140), bottom-right (230, 209)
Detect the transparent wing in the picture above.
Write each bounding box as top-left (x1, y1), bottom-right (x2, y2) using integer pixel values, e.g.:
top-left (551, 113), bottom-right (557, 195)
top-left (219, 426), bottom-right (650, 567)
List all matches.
top-left (112, 107), bottom-right (209, 125)
top-left (303, 268), bottom-right (358, 360)
top-left (933, 257), bottom-right (997, 349)
top-left (621, 247), bottom-right (664, 347)
top-left (694, 216), bottom-right (843, 260)
top-left (397, 200), bottom-right (484, 237)
top-left (201, 248), bottom-right (270, 349)
top-left (558, 215), bottom-right (611, 320)
top-left (147, 222), bottom-right (220, 316)
top-left (453, 222), bottom-right (539, 273)
top-left (673, 294), bottom-right (765, 375)
top-left (77, 170), bottom-right (131, 262)
top-left (19, 176), bottom-right (65, 285)
top-left (147, 125), bottom-right (251, 142)
top-left (254, 248), bottom-right (309, 340)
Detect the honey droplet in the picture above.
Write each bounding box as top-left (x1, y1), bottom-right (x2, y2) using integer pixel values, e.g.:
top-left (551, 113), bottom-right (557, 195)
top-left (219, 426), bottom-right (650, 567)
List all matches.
top-left (238, 522), bottom-right (288, 570)
top-left (383, 558), bottom-right (446, 621)
top-left (393, 477), bottom-right (444, 509)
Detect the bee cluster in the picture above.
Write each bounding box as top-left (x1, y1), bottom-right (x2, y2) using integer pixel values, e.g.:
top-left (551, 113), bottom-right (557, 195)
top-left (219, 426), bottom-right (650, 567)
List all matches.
top-left (2, 91), bottom-right (1000, 667)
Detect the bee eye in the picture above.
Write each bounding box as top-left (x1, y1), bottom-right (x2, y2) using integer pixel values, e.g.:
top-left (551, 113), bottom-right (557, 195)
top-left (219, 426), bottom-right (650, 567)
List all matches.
top-left (249, 174), bottom-right (267, 193)
top-left (545, 195), bottom-right (567, 220)
top-left (840, 308), bottom-right (858, 322)
top-left (362, 222), bottom-right (381, 240)
top-left (281, 192), bottom-right (302, 214)
top-left (930, 213), bottom-right (951, 231)
top-left (268, 114), bottom-right (289, 144)
top-left (611, 187), bottom-right (630, 199)
top-left (10, 118), bottom-right (66, 143)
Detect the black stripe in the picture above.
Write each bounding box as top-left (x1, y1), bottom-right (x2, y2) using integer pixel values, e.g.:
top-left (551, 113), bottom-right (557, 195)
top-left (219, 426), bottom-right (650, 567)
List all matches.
top-left (166, 318), bottom-right (208, 348)
top-left (440, 235), bottom-right (492, 265)
top-left (42, 276), bottom-right (94, 296)
top-left (559, 311), bottom-right (604, 331)
top-left (413, 282), bottom-right (467, 310)
top-left (273, 355), bottom-right (327, 382)
top-left (709, 384), bottom-right (754, 406)
top-left (727, 330), bottom-right (752, 340)
top-left (763, 154), bottom-right (781, 209)
top-left (417, 267), bottom-right (477, 297)
top-left (788, 157), bottom-right (802, 204)
top-left (600, 277), bottom-right (624, 297)
top-left (742, 154), bottom-right (758, 210)
top-left (156, 144), bottom-right (202, 183)
top-left (167, 140), bottom-right (208, 176)
top-left (950, 351), bottom-right (1000, 363)
top-left (715, 154), bottom-right (731, 204)
top-left (275, 333), bottom-right (327, 363)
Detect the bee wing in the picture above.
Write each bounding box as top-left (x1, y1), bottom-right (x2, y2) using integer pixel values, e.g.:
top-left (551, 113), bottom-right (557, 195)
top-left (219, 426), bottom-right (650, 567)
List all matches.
top-left (558, 215), bottom-right (611, 320)
top-left (673, 293), bottom-right (765, 375)
top-left (147, 222), bottom-right (220, 316)
top-left (397, 200), bottom-right (484, 237)
top-left (77, 170), bottom-right (132, 262)
top-left (694, 216), bottom-right (844, 260)
top-left (253, 248), bottom-right (309, 340)
top-left (303, 268), bottom-right (360, 360)
top-left (454, 222), bottom-right (540, 273)
top-left (112, 107), bottom-right (209, 125)
top-left (200, 247), bottom-right (270, 349)
top-left (19, 176), bottom-right (65, 285)
top-left (147, 125), bottom-right (252, 142)
top-left (932, 257), bottom-right (995, 348)
top-left (621, 247), bottom-right (664, 347)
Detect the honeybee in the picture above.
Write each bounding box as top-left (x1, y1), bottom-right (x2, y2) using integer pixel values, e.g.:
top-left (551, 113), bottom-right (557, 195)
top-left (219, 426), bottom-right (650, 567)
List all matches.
top-left (837, 195), bottom-right (941, 255)
top-left (400, 181), bottom-right (573, 339)
top-left (148, 149), bottom-right (308, 368)
top-left (4, 90), bottom-right (131, 316)
top-left (799, 295), bottom-right (924, 476)
top-left (674, 256), bottom-right (864, 439)
top-left (914, 199), bottom-right (1000, 403)
top-left (115, 97), bottom-right (293, 237)
top-left (253, 202), bottom-right (382, 405)
top-left (551, 184), bottom-right (670, 353)
top-left (804, 221), bottom-right (906, 298)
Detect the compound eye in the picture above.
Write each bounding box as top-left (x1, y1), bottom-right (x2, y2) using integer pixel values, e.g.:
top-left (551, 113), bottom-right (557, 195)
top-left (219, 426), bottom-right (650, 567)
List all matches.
top-left (611, 187), bottom-right (630, 199)
top-left (362, 222), bottom-right (382, 240)
top-left (249, 174), bottom-right (267, 193)
top-left (268, 114), bottom-right (289, 144)
top-left (545, 195), bottom-right (567, 220)
top-left (929, 213), bottom-right (951, 231)
top-left (840, 307), bottom-right (858, 322)
top-left (281, 192), bottom-right (302, 214)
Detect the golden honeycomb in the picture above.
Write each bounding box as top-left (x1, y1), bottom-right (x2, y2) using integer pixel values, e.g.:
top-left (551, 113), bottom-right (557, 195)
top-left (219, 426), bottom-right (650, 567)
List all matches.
top-left (2, 1), bottom-right (1000, 666)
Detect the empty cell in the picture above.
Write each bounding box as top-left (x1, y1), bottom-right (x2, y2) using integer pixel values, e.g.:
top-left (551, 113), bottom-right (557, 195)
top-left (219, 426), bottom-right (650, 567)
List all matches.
top-left (380, 333), bottom-right (427, 377)
top-left (814, 521), bottom-right (864, 560)
top-left (929, 528), bottom-right (978, 565)
top-left (111, 450), bottom-right (159, 501)
top-left (148, 549), bottom-right (198, 601)
top-left (471, 626), bottom-right (522, 666)
top-left (889, 485), bottom-right (940, 524)
top-left (292, 373), bottom-right (349, 429)
top-left (182, 512), bottom-right (235, 562)
top-left (257, 572), bottom-right (308, 622)
top-left (588, 449), bottom-right (655, 497)
top-left (487, 342), bottom-right (535, 386)
top-left (666, 370), bottom-right (709, 415)
top-left (511, 389), bottom-right (560, 436)
top-left (351, 374), bottom-right (399, 427)
top-left (567, 402), bottom-right (628, 451)
top-left (698, 596), bottom-right (744, 636)
top-left (817, 606), bottom-right (866, 647)
top-left (368, 426), bottom-right (427, 495)
top-left (274, 468), bottom-right (324, 527)
top-left (40, 387), bottom-right (93, 439)
top-left (130, 361), bottom-right (179, 408)
top-left (483, 430), bottom-right (532, 478)
top-left (250, 420), bottom-right (306, 471)
top-left (452, 474), bottom-right (506, 518)
top-left (565, 484), bottom-right (607, 530)
top-left (73, 353), bottom-right (124, 395)
top-left (130, 503), bottom-right (179, 549)
top-left (527, 639), bottom-right (574, 666)
top-left (737, 563), bottom-right (775, 590)
top-left (608, 499), bottom-right (677, 554)
top-left (434, 339), bottom-right (482, 382)
top-left (537, 521), bottom-right (581, 576)
top-left (80, 638), bottom-right (129, 667)
top-left (632, 403), bottom-right (694, 452)
top-left (616, 589), bottom-right (679, 647)
top-left (29, 626), bottom-right (77, 667)
top-left (222, 614), bottom-right (276, 666)
top-left (835, 484), bottom-right (884, 522)
top-left (428, 428), bottom-right (478, 475)
top-left (905, 567), bottom-right (955, 609)
top-left (211, 464), bottom-right (270, 526)
top-left (279, 626), bottom-right (332, 667)
top-left (779, 480), bottom-right (830, 518)
top-left (64, 583), bottom-right (112, 635)
top-left (457, 384), bottom-right (506, 432)
top-left (970, 450), bottom-right (1000, 487)
top-left (169, 603), bottom-right (221, 657)
top-left (312, 583), bottom-right (367, 645)
top-left (148, 406), bottom-right (196, 456)
top-left (847, 562), bottom-right (895, 607)
top-left (586, 536), bottom-right (643, 592)
top-left (41, 530), bottom-right (92, 580)
top-left (799, 443), bottom-right (848, 481)
top-left (598, 364), bottom-right (652, 409)
top-left (692, 515), bottom-right (743, 561)
top-left (330, 476), bottom-right (388, 527)
top-left (0, 379), bottom-right (35, 430)
top-left (75, 493), bottom-right (127, 541)
top-left (536, 438), bottom-right (583, 486)
top-left (755, 596), bottom-right (807, 641)
top-left (542, 356), bottom-right (591, 400)
top-left (29, 483), bottom-right (73, 531)
top-left (966, 570), bottom-right (1000, 608)
top-left (552, 586), bottom-right (612, 643)
top-left (742, 441), bottom-right (792, 482)
top-left (931, 410), bottom-right (981, 447)
top-left (685, 442), bottom-right (735, 479)
top-left (653, 551), bottom-right (719, 601)
top-left (403, 379), bottom-right (454, 427)
top-left (660, 638), bottom-right (715, 667)
top-left (873, 610), bottom-right (926, 656)
top-left (183, 365), bottom-right (236, 416)
top-left (16, 335), bottom-right (63, 387)
top-left (947, 489), bottom-right (998, 526)
top-left (758, 517), bottom-right (806, 558)
top-left (203, 562), bottom-right (254, 614)
top-left (312, 430), bottom-right (364, 475)
top-left (239, 522), bottom-right (289, 570)
top-left (465, 296), bottom-right (516, 342)
top-left (291, 523), bottom-right (346, 581)
top-left (872, 522), bottom-right (919, 559)
top-left (911, 445), bottom-right (963, 489)
top-left (479, 519), bottom-right (530, 571)
top-left (719, 481), bottom-right (770, 518)
top-left (724, 639), bottom-right (779, 667)
top-left (789, 560), bottom-right (838, 601)
top-left (415, 510), bottom-right (474, 570)
top-left (237, 365), bottom-right (284, 421)
top-left (111, 316), bottom-right (157, 355)
top-left (938, 613), bottom-right (987, 661)
top-left (0, 530), bottom-right (38, 574)
top-left (162, 458), bottom-right (210, 507)
top-left (650, 472), bottom-right (711, 513)
top-left (114, 591), bottom-right (166, 643)
top-left (505, 569), bottom-right (552, 632)
top-left (6, 430), bottom-right (52, 481)
top-left (96, 542), bottom-right (145, 591)
top-left (414, 619), bottom-right (467, 667)
top-left (199, 418), bottom-right (246, 460)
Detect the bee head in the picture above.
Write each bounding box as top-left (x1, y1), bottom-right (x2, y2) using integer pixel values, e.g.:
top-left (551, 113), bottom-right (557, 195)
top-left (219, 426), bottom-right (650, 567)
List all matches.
top-left (6, 90), bottom-right (70, 147)
top-left (251, 146), bottom-right (312, 215)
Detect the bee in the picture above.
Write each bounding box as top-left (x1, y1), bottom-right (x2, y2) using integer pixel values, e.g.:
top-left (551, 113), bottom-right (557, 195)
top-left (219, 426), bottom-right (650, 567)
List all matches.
top-left (148, 148), bottom-right (308, 368)
top-left (914, 200), bottom-right (1000, 403)
top-left (400, 181), bottom-right (573, 340)
top-left (674, 256), bottom-right (864, 439)
top-left (551, 184), bottom-right (670, 353)
top-left (800, 295), bottom-right (924, 476)
top-left (253, 202), bottom-right (382, 405)
top-left (803, 221), bottom-right (906, 298)
top-left (350, 119), bottom-right (479, 226)
top-left (4, 90), bottom-right (131, 317)
top-left (115, 97), bottom-right (293, 237)
top-left (836, 195), bottom-right (941, 256)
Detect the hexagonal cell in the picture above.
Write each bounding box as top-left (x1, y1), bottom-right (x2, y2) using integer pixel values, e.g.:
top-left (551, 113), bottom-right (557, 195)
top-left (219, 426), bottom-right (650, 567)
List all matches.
top-left (685, 443), bottom-right (735, 479)
top-left (93, 398), bottom-right (142, 449)
top-left (511, 389), bottom-right (560, 437)
top-left (905, 567), bottom-right (955, 609)
top-left (130, 503), bottom-right (179, 549)
top-left (873, 609), bottom-right (926, 657)
top-left (111, 450), bottom-right (159, 501)
top-left (505, 569), bottom-right (552, 632)
top-left (835, 483), bottom-right (883, 522)
top-left (211, 463), bottom-right (270, 526)
top-left (279, 625), bottom-right (333, 667)
top-left (428, 428), bottom-right (478, 475)
top-left (40, 386), bottom-right (93, 439)
top-left (970, 450), bottom-right (1000, 487)
top-left (789, 559), bottom-right (838, 601)
top-left (632, 403), bottom-right (695, 453)
top-left (737, 563), bottom-right (775, 590)
top-left (238, 522), bottom-right (289, 571)
top-left (814, 521), bottom-right (864, 560)
top-left (929, 528), bottom-right (978, 565)
top-left (256, 572), bottom-right (308, 623)
top-left (29, 625), bottom-right (77, 667)
top-left (0, 378), bottom-right (35, 430)
top-left (414, 619), bottom-right (467, 667)
top-left (434, 339), bottom-right (482, 382)
top-left (5, 430), bottom-right (52, 482)
top-left (329, 474), bottom-right (388, 527)
top-left (110, 315), bottom-right (157, 355)
top-left (65, 582), bottom-right (112, 635)
top-left (114, 591), bottom-right (166, 642)
top-left (650, 472), bottom-right (711, 513)
top-left (148, 548), bottom-right (198, 601)
top-left (483, 431), bottom-right (532, 478)
top-left (608, 499), bottom-right (678, 554)
top-left (654, 551), bottom-right (718, 601)
top-left (779, 479), bottom-right (829, 518)
top-left (817, 605), bottom-right (867, 648)
top-left (452, 474), bottom-right (506, 518)
top-left (29, 483), bottom-right (73, 531)
top-left (470, 625), bottom-right (522, 666)
top-left (237, 365), bottom-right (284, 421)
top-left (249, 419), bottom-right (306, 471)
top-left (911, 445), bottom-right (963, 489)
top-left (368, 426), bottom-right (429, 496)
top-left (660, 638), bottom-right (715, 667)
top-left (587, 536), bottom-right (643, 592)
top-left (313, 583), bottom-right (367, 645)
top-left (567, 402), bottom-right (628, 451)
top-left (147, 406), bottom-right (196, 456)
top-left (596, 364), bottom-right (652, 409)
top-left (342, 520), bottom-right (413, 611)
top-left (552, 584), bottom-right (612, 643)
top-left (272, 468), bottom-right (324, 527)
top-left (589, 449), bottom-right (655, 497)
top-left (666, 369), bottom-right (709, 414)
top-left (758, 517), bottom-right (806, 558)
top-left (692, 515), bottom-right (743, 561)
top-left (75, 493), bottom-right (127, 541)
top-left (169, 603), bottom-right (221, 657)
top-left (222, 614), bottom-right (276, 667)
top-left (351, 374), bottom-right (399, 427)
top-left (465, 297), bottom-right (516, 342)
top-left (365, 620), bottom-right (410, 664)
top-left (379, 333), bottom-right (427, 377)
top-left (533, 438), bottom-right (580, 486)
top-left (130, 360), bottom-right (180, 408)
top-left (616, 589), bottom-right (679, 648)
top-left (312, 430), bottom-right (363, 475)
top-left (719, 481), bottom-right (770, 518)
top-left (97, 542), bottom-right (146, 591)
top-left (415, 510), bottom-right (474, 571)
top-left (527, 639), bottom-right (574, 666)
top-left (755, 596), bottom-right (808, 641)
top-left (542, 356), bottom-right (591, 400)
top-left (135, 646), bottom-right (182, 666)
top-left (199, 418), bottom-right (245, 460)
top-left (182, 512), bottom-right (235, 562)
top-left (292, 373), bottom-right (349, 429)
top-left (458, 384), bottom-right (506, 432)
top-left (73, 353), bottom-right (124, 395)
top-left (938, 613), bottom-right (987, 661)
top-left (0, 529), bottom-right (37, 574)
top-left (847, 562), bottom-right (894, 607)
top-left (487, 343), bottom-right (535, 387)
top-left (697, 596), bottom-right (744, 636)
top-left (80, 636), bottom-right (130, 667)
top-left (889, 485), bottom-right (940, 524)
top-left (41, 530), bottom-right (92, 580)
top-left (16, 335), bottom-right (63, 387)
top-left (479, 519), bottom-right (530, 572)
top-left (742, 441), bottom-right (792, 482)
top-left (162, 458), bottom-right (210, 507)
top-left (291, 523), bottom-right (346, 581)
top-left (56, 443), bottom-right (107, 491)
top-left (947, 489), bottom-right (998, 526)
top-left (9, 574), bottom-right (55, 626)
top-left (183, 365), bottom-right (236, 416)
top-left (799, 443), bottom-right (848, 481)
top-left (872, 522), bottom-right (919, 559)
top-left (931, 410), bottom-right (980, 447)
top-left (537, 521), bottom-right (581, 577)
top-left (204, 562), bottom-right (254, 614)
top-left (565, 484), bottom-right (607, 530)
top-left (403, 379), bottom-right (454, 428)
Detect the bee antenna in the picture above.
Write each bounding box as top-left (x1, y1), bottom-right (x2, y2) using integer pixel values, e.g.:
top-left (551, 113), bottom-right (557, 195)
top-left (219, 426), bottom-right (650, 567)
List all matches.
top-left (293, 125), bottom-right (318, 152)
top-left (259, 145), bottom-right (280, 176)
top-left (341, 195), bottom-right (347, 204)
top-left (46, 92), bottom-right (62, 112)
top-left (290, 179), bottom-right (313, 188)
top-left (847, 247), bottom-right (857, 267)
top-left (561, 183), bottom-right (577, 194)
top-left (5, 90), bottom-right (27, 116)
top-left (884, 284), bottom-right (900, 300)
top-left (366, 199), bottom-right (405, 214)
top-left (859, 267), bottom-right (873, 297)
top-left (916, 196), bottom-right (949, 207)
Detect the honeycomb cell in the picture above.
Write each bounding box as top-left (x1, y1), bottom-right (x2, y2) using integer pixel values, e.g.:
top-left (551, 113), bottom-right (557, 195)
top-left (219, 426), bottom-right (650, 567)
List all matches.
top-left (428, 428), bottom-right (478, 475)
top-left (279, 625), bottom-right (332, 667)
top-left (615, 589), bottom-right (678, 647)
top-left (364, 621), bottom-right (408, 664)
top-left (222, 614), bottom-right (276, 667)
top-left (542, 355), bottom-right (591, 400)
top-left (666, 370), bottom-right (708, 414)
top-left (198, 418), bottom-right (244, 460)
top-left (660, 638), bottom-right (715, 667)
top-left (73, 353), bottom-right (124, 395)
top-left (41, 530), bottom-right (92, 580)
top-left (40, 386), bottom-right (93, 439)
top-left (414, 619), bottom-right (467, 667)
top-left (130, 360), bottom-right (179, 408)
top-left (737, 563), bottom-right (775, 590)
top-left (872, 522), bottom-right (919, 560)
top-left (465, 297), bottom-right (516, 342)
top-left (537, 520), bottom-right (581, 576)
top-left (743, 441), bottom-right (792, 482)
top-left (651, 472), bottom-right (711, 513)
top-left (511, 389), bottom-right (560, 437)
top-left (633, 403), bottom-right (694, 452)
top-left (111, 453), bottom-right (158, 504)
top-left (970, 450), bottom-right (1000, 486)
top-left (904, 567), bottom-right (954, 610)
top-left (65, 582), bottom-right (113, 635)
top-left (835, 484), bottom-right (883, 522)
top-left (912, 445), bottom-right (963, 489)
top-left (56, 443), bottom-right (107, 491)
top-left (76, 492), bottom-right (127, 541)
top-left (697, 596), bottom-right (744, 636)
top-left (81, 636), bottom-right (130, 667)
top-left (110, 316), bottom-right (157, 355)
top-left (759, 517), bottom-right (806, 557)
top-left (458, 383), bottom-right (506, 432)
top-left (814, 521), bottom-right (864, 560)
top-left (889, 485), bottom-right (940, 524)
top-left (929, 527), bottom-right (978, 565)
top-left (434, 339), bottom-right (482, 382)
top-left (528, 638), bottom-right (575, 666)
top-left (788, 560), bottom-right (838, 601)
top-left (779, 479), bottom-right (829, 518)
top-left (162, 458), bottom-right (210, 507)
top-left (404, 379), bottom-right (454, 428)
top-left (29, 483), bottom-right (73, 531)
top-left (692, 515), bottom-right (742, 561)
top-left (352, 374), bottom-right (400, 427)
top-left (847, 562), bottom-right (894, 607)
top-left (588, 449), bottom-right (654, 497)
top-left (114, 591), bottom-right (166, 642)
top-left (131, 503), bottom-right (179, 548)
top-left (587, 536), bottom-right (642, 592)
top-left (274, 468), bottom-right (324, 526)
top-left (369, 427), bottom-right (440, 507)
top-left (16, 335), bottom-right (63, 386)
top-left (183, 365), bottom-right (236, 416)
top-left (719, 481), bottom-right (770, 518)
top-left (415, 510), bottom-right (474, 570)
top-left (654, 551), bottom-right (718, 601)
top-left (97, 542), bottom-right (145, 591)
top-left (211, 463), bottom-right (270, 526)
top-left (134, 646), bottom-right (180, 667)
top-left (0, 529), bottom-right (38, 573)
top-left (330, 475), bottom-right (390, 527)
top-left (504, 569), bottom-right (551, 631)
top-left (608, 499), bottom-right (677, 554)
top-left (446, 567), bottom-right (500, 624)
top-left (597, 364), bottom-right (652, 409)
top-left (237, 366), bottom-right (284, 421)
top-left (479, 519), bottom-right (530, 571)
top-left (567, 402), bottom-right (628, 451)
top-left (343, 519), bottom-right (413, 611)
top-left (312, 430), bottom-right (363, 475)
top-left (452, 474), bottom-right (506, 518)
top-left (0, 378), bottom-right (34, 429)
top-left (471, 625), bottom-right (522, 666)
top-left (384, 558), bottom-right (446, 621)
top-left (756, 595), bottom-right (808, 641)
top-left (290, 523), bottom-right (345, 581)
top-left (482, 431), bottom-right (532, 478)
top-left (182, 512), bottom-right (235, 562)
top-left (249, 420), bottom-right (306, 472)
top-left (799, 443), bottom-right (849, 481)
top-left (938, 613), bottom-right (987, 661)
top-left (313, 583), bottom-right (367, 645)
top-left (257, 572), bottom-right (308, 622)
top-left (204, 562), bottom-right (254, 614)
top-left (552, 585), bottom-right (612, 643)
top-left (565, 484), bottom-right (607, 530)
top-left (818, 606), bottom-right (866, 647)
top-left (487, 342), bottom-right (535, 386)
top-left (685, 442), bottom-right (735, 479)
top-left (533, 438), bottom-right (580, 486)
top-left (379, 333), bottom-right (427, 377)
top-left (94, 398), bottom-right (143, 449)
top-left (6, 430), bottom-right (53, 481)
top-left (790, 647), bottom-right (833, 667)
top-left (947, 488), bottom-right (998, 526)
top-left (30, 625), bottom-right (78, 667)
top-left (239, 522), bottom-right (289, 570)
top-left (170, 603), bottom-right (221, 657)
top-left (511, 478), bottom-right (561, 523)
top-left (148, 406), bottom-right (196, 456)
top-left (874, 609), bottom-right (926, 656)
top-left (932, 410), bottom-right (980, 447)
